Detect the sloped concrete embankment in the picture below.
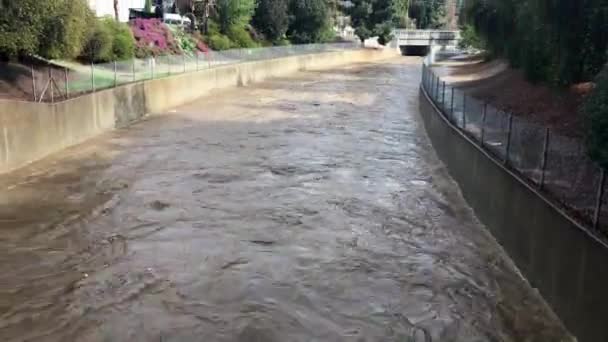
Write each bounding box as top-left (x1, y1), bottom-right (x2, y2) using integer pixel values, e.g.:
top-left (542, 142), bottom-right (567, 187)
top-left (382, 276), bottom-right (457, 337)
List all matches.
top-left (418, 87), bottom-right (608, 342)
top-left (0, 49), bottom-right (396, 174)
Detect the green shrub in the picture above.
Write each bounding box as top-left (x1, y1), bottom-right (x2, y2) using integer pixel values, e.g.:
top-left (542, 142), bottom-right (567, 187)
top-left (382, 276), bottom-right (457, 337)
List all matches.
top-left (458, 24), bottom-right (483, 50)
top-left (102, 18), bottom-right (135, 60)
top-left (374, 23), bottom-right (394, 46)
top-left (169, 26), bottom-right (199, 54)
top-left (274, 38), bottom-right (291, 46)
top-left (208, 34), bottom-right (234, 50)
top-left (252, 0), bottom-right (289, 42)
top-left (287, 0), bottom-right (330, 44)
top-left (39, 0), bottom-right (95, 59)
top-left (81, 21), bottom-right (113, 62)
top-left (0, 0), bottom-right (53, 58)
top-left (215, 0), bottom-right (256, 35)
top-left (227, 26), bottom-right (258, 48)
top-left (583, 66), bottom-right (608, 169)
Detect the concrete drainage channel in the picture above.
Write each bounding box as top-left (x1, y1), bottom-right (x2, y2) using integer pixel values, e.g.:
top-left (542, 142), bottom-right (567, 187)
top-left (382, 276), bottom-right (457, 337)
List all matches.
top-left (0, 49), bottom-right (397, 175)
top-left (418, 58), bottom-right (608, 341)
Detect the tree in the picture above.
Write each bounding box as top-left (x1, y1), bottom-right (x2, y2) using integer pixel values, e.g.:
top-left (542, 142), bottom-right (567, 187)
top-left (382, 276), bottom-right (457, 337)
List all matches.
top-left (409, 0), bottom-right (446, 29)
top-left (145, 0), bottom-right (153, 12)
top-left (348, 0), bottom-right (396, 45)
top-left (81, 20), bottom-right (114, 62)
top-left (252, 0), bottom-right (289, 42)
top-left (0, 0), bottom-right (52, 57)
top-left (114, 0), bottom-right (120, 20)
top-left (193, 0), bottom-right (217, 34)
top-left (215, 0), bottom-right (256, 34)
top-left (463, 0), bottom-right (608, 85)
top-left (584, 66), bottom-right (608, 169)
top-left (287, 0), bottom-right (332, 44)
top-left (392, 0), bottom-right (409, 27)
top-left (38, 0), bottom-right (95, 59)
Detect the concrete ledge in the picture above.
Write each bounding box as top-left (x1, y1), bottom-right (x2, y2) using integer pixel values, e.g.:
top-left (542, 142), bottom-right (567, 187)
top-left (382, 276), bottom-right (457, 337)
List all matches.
top-left (418, 86), bottom-right (608, 342)
top-left (0, 49), bottom-right (396, 174)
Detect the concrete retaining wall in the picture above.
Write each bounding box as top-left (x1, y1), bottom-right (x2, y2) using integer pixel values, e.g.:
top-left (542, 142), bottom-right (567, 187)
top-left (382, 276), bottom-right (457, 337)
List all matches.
top-left (0, 49), bottom-right (395, 174)
top-left (419, 88), bottom-right (608, 342)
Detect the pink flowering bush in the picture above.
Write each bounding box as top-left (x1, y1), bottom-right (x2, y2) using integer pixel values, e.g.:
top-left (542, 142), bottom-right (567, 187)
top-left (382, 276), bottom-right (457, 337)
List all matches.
top-left (130, 18), bottom-right (211, 58)
top-left (130, 18), bottom-right (180, 57)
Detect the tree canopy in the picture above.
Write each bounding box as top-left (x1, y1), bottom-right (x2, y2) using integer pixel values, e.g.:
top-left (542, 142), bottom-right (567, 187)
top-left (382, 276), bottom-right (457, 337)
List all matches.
top-left (349, 0), bottom-right (401, 44)
top-left (409, 0), bottom-right (446, 29)
top-left (0, 0), bottom-right (53, 57)
top-left (287, 0), bottom-right (331, 44)
top-left (252, 0), bottom-right (289, 42)
top-left (215, 0), bottom-right (256, 34)
top-left (464, 0), bottom-right (608, 85)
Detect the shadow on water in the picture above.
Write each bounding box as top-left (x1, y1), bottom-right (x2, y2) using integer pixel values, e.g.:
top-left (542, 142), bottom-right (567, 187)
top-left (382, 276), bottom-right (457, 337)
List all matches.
top-left (0, 58), bottom-right (572, 342)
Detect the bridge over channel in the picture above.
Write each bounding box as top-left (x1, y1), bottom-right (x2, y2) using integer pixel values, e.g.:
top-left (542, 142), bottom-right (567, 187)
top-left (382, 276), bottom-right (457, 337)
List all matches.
top-left (393, 29), bottom-right (461, 54)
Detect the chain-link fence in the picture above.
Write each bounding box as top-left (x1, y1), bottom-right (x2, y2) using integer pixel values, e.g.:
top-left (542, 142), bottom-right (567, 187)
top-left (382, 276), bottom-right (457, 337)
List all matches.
top-left (8, 43), bottom-right (358, 103)
top-left (421, 61), bottom-right (608, 236)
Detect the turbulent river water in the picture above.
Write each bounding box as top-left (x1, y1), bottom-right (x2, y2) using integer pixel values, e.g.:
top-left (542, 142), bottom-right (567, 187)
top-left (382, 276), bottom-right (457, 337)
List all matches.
top-left (0, 57), bottom-right (572, 341)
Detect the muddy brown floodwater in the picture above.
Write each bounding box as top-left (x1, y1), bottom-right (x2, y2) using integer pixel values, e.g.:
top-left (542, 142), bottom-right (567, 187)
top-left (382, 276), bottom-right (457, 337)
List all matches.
top-left (0, 57), bottom-right (572, 342)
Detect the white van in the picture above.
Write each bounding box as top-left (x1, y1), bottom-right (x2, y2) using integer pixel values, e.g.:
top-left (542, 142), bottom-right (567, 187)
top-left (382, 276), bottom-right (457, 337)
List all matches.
top-left (163, 13), bottom-right (191, 27)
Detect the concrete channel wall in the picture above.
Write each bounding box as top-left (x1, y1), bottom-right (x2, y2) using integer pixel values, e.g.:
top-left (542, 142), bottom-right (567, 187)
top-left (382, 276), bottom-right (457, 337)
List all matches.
top-left (0, 49), bottom-right (395, 174)
top-left (419, 87), bottom-right (608, 342)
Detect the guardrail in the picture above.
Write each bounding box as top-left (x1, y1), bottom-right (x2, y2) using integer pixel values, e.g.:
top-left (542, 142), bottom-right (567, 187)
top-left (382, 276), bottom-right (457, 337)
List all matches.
top-left (395, 30), bottom-right (460, 40)
top-left (421, 57), bottom-right (608, 239)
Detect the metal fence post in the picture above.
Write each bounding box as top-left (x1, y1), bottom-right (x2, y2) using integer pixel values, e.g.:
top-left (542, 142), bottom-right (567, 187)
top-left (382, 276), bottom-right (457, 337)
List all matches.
top-left (183, 54), bottom-right (186, 73)
top-left (421, 63), bottom-right (425, 85)
top-left (450, 87), bottom-right (454, 117)
top-left (114, 61), bottom-right (118, 87)
top-left (151, 58), bottom-right (155, 79)
top-left (504, 114), bottom-right (514, 165)
top-left (429, 71), bottom-right (433, 97)
top-left (196, 53), bottom-right (199, 71)
top-left (91, 63), bottom-right (95, 92)
top-left (462, 93), bottom-right (467, 129)
top-left (64, 68), bottom-right (69, 99)
top-left (31, 65), bottom-right (37, 102)
top-left (442, 81), bottom-right (446, 108)
top-left (421, 64), bottom-right (425, 87)
top-left (132, 59), bottom-right (136, 82)
top-left (539, 127), bottom-right (550, 189)
top-left (593, 169), bottom-right (606, 230)
top-left (49, 67), bottom-right (54, 103)
top-left (480, 102), bottom-right (487, 146)
top-left (434, 74), bottom-right (440, 101)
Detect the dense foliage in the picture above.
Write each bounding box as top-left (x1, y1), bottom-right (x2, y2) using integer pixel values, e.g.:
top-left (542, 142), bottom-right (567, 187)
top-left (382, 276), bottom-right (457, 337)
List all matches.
top-left (464, 0), bottom-right (608, 85)
top-left (252, 0), bottom-right (289, 42)
top-left (0, 0), bottom-right (52, 57)
top-left (38, 0), bottom-right (94, 59)
top-left (458, 24), bottom-right (483, 50)
top-left (583, 66), bottom-right (608, 169)
top-left (349, 0), bottom-right (399, 44)
top-left (392, 0), bottom-right (410, 28)
top-left (81, 18), bottom-right (136, 62)
top-left (409, 0), bottom-right (446, 29)
top-left (215, 0), bottom-right (256, 35)
top-left (103, 18), bottom-right (136, 60)
top-left (287, 0), bottom-right (332, 44)
top-left (81, 20), bottom-right (114, 62)
top-left (0, 0), bottom-right (96, 59)
top-left (462, 0), bottom-right (608, 167)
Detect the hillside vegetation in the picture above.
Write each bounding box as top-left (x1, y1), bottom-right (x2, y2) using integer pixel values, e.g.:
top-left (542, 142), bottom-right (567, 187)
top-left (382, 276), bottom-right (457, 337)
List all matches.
top-left (461, 0), bottom-right (608, 168)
